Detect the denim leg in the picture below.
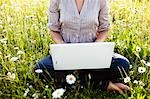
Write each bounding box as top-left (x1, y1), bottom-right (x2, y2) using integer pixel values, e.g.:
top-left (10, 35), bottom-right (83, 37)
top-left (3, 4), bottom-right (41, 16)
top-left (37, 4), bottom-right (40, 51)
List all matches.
top-left (34, 55), bottom-right (55, 82)
top-left (110, 53), bottom-right (130, 79)
top-left (90, 53), bottom-right (130, 90)
top-left (34, 55), bottom-right (72, 87)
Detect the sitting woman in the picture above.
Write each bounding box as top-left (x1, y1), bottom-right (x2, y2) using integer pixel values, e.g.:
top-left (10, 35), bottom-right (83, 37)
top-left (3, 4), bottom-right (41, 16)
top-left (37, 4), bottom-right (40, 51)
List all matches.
top-left (35, 0), bottom-right (130, 92)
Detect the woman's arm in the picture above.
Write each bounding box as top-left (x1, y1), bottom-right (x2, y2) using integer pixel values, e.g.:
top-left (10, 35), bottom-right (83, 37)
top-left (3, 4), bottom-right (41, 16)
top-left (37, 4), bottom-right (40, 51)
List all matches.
top-left (95, 30), bottom-right (109, 42)
top-left (47, 0), bottom-right (64, 44)
top-left (50, 31), bottom-right (65, 44)
top-left (95, 0), bottom-right (110, 42)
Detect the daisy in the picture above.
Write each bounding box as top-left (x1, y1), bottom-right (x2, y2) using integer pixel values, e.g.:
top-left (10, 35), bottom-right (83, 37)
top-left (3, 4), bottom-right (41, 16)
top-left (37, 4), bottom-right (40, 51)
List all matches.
top-left (17, 50), bottom-right (24, 55)
top-left (145, 62), bottom-right (150, 67)
top-left (133, 80), bottom-right (138, 84)
top-left (35, 69), bottom-right (43, 73)
top-left (136, 46), bottom-right (141, 53)
top-left (10, 57), bottom-right (19, 62)
top-left (124, 76), bottom-right (131, 83)
top-left (138, 67), bottom-right (146, 73)
top-left (66, 74), bottom-right (76, 85)
top-left (52, 88), bottom-right (65, 99)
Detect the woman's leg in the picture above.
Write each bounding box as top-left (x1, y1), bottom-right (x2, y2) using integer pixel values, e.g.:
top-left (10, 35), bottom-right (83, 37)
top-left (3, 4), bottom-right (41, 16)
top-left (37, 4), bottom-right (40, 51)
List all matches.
top-left (34, 55), bottom-right (55, 82)
top-left (34, 55), bottom-right (73, 87)
top-left (90, 53), bottom-right (130, 90)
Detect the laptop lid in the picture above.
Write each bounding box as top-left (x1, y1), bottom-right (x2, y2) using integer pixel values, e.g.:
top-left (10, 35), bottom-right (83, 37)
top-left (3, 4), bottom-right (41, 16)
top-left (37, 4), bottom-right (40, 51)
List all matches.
top-left (50, 42), bottom-right (115, 70)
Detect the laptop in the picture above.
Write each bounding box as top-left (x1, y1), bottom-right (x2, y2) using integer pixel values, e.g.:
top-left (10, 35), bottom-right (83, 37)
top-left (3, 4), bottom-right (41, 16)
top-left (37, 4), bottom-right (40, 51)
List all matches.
top-left (50, 42), bottom-right (115, 70)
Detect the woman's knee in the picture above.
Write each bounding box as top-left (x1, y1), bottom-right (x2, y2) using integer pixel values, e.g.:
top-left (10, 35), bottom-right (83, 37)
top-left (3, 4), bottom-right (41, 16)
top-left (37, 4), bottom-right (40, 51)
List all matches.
top-left (34, 55), bottom-right (54, 71)
top-left (111, 54), bottom-right (130, 71)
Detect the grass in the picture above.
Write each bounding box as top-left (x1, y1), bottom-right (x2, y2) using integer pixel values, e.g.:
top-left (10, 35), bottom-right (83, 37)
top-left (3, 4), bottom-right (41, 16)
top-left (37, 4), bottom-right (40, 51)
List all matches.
top-left (0, 0), bottom-right (150, 98)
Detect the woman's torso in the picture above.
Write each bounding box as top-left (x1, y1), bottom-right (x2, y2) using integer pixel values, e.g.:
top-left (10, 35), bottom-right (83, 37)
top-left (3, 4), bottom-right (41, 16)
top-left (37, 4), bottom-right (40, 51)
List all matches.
top-left (59, 0), bottom-right (101, 43)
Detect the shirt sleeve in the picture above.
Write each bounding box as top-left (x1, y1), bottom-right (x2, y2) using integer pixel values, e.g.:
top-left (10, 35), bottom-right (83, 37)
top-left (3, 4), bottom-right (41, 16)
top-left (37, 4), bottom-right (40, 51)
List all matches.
top-left (47, 0), bottom-right (60, 32)
top-left (98, 0), bottom-right (110, 33)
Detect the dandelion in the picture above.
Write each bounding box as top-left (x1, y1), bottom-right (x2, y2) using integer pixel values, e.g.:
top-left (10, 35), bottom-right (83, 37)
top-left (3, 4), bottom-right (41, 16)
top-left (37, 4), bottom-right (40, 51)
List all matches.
top-left (66, 74), bottom-right (76, 85)
top-left (52, 88), bottom-right (65, 99)
top-left (138, 81), bottom-right (145, 86)
top-left (136, 46), bottom-right (141, 53)
top-left (35, 69), bottom-right (43, 73)
top-left (145, 62), bottom-right (150, 67)
top-left (10, 57), bottom-right (19, 62)
top-left (124, 76), bottom-right (131, 83)
top-left (133, 80), bottom-right (138, 84)
top-left (138, 67), bottom-right (146, 73)
top-left (17, 50), bottom-right (24, 55)
top-left (7, 72), bottom-right (15, 80)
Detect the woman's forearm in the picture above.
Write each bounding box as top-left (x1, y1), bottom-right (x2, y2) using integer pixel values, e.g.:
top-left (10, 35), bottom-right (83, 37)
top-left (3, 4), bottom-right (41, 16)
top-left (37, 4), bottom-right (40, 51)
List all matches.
top-left (95, 30), bottom-right (109, 42)
top-left (49, 30), bottom-right (65, 44)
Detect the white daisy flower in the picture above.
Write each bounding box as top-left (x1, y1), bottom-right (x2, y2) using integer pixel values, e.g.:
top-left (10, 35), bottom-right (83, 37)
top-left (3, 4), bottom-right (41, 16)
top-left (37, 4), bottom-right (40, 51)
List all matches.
top-left (23, 88), bottom-right (29, 97)
top-left (17, 50), bottom-right (24, 55)
top-left (124, 76), bottom-right (131, 83)
top-left (133, 80), bottom-right (138, 84)
top-left (136, 46), bottom-right (141, 53)
top-left (138, 81), bottom-right (145, 86)
top-left (10, 57), bottom-right (19, 62)
top-left (0, 38), bottom-right (7, 44)
top-left (129, 65), bottom-right (133, 69)
top-left (35, 69), bottom-right (43, 73)
top-left (66, 74), bottom-right (76, 85)
top-left (140, 60), bottom-right (146, 64)
top-left (138, 67), bottom-right (146, 73)
top-left (52, 88), bottom-right (65, 99)
top-left (7, 72), bottom-right (15, 80)
top-left (146, 62), bottom-right (150, 67)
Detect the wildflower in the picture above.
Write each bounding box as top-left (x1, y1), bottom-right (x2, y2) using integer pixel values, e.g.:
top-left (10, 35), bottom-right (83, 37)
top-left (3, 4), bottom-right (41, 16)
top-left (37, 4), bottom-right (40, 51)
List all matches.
top-left (136, 46), bottom-right (141, 53)
top-left (17, 50), bottom-right (24, 55)
top-left (5, 54), bottom-right (11, 59)
top-left (43, 96), bottom-right (46, 98)
top-left (7, 72), bottom-right (15, 80)
top-left (14, 47), bottom-right (19, 50)
top-left (0, 38), bottom-right (7, 44)
top-left (129, 65), bottom-right (133, 69)
top-left (52, 88), bottom-right (65, 99)
top-left (66, 74), bottom-right (76, 85)
top-left (29, 85), bottom-right (33, 88)
top-left (32, 93), bottom-right (39, 99)
top-left (35, 69), bottom-right (43, 73)
top-left (124, 76), bottom-right (131, 83)
top-left (146, 62), bottom-right (150, 67)
top-left (133, 80), bottom-right (138, 84)
top-left (140, 60), bottom-right (146, 64)
top-left (138, 67), bottom-right (146, 73)
top-left (10, 57), bottom-right (19, 62)
top-left (138, 81), bottom-right (145, 86)
top-left (45, 85), bottom-right (49, 88)
top-left (23, 88), bottom-right (29, 97)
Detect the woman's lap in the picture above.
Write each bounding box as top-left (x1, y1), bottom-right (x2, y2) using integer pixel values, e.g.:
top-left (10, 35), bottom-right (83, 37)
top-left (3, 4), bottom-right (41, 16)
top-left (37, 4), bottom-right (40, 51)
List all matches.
top-left (34, 53), bottom-right (130, 88)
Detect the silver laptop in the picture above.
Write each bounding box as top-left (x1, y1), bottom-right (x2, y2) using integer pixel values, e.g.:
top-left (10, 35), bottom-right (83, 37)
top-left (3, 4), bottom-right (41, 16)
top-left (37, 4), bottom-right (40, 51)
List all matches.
top-left (50, 42), bottom-right (115, 70)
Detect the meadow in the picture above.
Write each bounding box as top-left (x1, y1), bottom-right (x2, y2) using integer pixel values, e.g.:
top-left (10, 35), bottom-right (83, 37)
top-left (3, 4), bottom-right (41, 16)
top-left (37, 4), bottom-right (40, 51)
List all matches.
top-left (0, 0), bottom-right (150, 98)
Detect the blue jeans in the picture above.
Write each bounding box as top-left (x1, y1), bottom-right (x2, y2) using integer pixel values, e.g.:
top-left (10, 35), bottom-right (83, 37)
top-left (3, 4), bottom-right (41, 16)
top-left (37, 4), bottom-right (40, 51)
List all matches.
top-left (34, 53), bottom-right (130, 90)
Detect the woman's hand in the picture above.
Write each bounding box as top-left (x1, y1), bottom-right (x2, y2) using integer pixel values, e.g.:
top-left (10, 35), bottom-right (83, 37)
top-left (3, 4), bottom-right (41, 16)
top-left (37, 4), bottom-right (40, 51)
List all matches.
top-left (50, 30), bottom-right (65, 44)
top-left (95, 30), bottom-right (109, 42)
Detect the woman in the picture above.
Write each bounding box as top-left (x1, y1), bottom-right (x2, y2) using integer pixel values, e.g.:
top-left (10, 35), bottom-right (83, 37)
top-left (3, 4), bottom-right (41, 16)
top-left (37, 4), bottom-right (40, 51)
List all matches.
top-left (35, 0), bottom-right (130, 92)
